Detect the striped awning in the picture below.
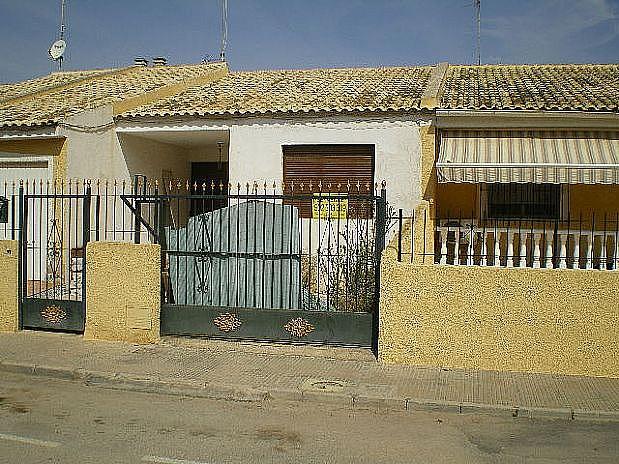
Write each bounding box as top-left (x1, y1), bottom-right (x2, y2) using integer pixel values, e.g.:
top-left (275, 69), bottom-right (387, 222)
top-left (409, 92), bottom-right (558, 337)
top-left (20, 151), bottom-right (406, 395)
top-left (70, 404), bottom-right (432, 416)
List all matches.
top-left (437, 130), bottom-right (619, 184)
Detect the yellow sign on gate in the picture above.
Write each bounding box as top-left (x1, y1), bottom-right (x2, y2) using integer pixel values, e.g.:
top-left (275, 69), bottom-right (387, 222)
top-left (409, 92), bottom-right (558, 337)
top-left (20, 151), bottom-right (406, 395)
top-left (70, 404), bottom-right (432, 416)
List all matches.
top-left (311, 194), bottom-right (348, 219)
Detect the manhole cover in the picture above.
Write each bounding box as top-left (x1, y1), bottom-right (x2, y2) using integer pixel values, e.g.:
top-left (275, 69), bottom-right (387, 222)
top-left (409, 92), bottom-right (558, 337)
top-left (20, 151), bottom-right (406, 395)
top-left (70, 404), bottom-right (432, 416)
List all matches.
top-left (300, 378), bottom-right (352, 393)
top-left (312, 381), bottom-right (345, 391)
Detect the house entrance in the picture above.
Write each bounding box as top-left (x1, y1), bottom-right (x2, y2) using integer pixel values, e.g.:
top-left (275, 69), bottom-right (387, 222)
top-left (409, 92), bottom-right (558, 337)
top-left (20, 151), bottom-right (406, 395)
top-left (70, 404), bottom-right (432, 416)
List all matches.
top-left (122, 183), bottom-right (387, 348)
top-left (190, 161), bottom-right (229, 215)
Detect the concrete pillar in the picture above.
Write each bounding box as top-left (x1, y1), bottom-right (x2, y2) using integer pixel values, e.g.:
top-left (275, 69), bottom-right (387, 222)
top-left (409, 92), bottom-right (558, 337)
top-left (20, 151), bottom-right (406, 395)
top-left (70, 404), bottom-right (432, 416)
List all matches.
top-left (85, 242), bottom-right (161, 344)
top-left (0, 241), bottom-right (19, 332)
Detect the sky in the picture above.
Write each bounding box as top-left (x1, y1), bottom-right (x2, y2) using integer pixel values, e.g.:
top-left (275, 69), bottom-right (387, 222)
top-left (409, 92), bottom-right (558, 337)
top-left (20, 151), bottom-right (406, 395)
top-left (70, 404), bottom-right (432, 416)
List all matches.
top-left (0, 0), bottom-right (618, 83)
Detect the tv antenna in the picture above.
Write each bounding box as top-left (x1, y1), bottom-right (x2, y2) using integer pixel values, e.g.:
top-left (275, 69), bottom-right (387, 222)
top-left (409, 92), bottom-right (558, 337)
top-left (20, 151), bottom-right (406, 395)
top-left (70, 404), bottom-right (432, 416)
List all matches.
top-left (473, 0), bottom-right (481, 65)
top-left (48, 0), bottom-right (68, 70)
top-left (220, 0), bottom-right (228, 61)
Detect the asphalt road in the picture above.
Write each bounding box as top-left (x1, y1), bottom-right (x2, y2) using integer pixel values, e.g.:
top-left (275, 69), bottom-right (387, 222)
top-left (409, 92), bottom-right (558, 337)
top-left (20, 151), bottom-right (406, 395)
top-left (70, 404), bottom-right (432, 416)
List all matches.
top-left (0, 372), bottom-right (618, 464)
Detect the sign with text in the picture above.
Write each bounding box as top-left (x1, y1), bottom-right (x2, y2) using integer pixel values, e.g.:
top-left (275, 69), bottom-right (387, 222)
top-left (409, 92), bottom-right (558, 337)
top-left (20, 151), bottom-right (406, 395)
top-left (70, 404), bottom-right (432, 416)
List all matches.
top-left (311, 194), bottom-right (348, 219)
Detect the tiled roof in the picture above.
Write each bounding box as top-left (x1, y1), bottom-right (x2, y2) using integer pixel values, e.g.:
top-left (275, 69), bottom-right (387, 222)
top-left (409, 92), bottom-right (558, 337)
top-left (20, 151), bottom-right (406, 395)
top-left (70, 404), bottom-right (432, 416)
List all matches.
top-left (0, 63), bottom-right (227, 128)
top-left (440, 64), bottom-right (619, 111)
top-left (119, 66), bottom-right (434, 118)
top-left (3, 63), bottom-right (618, 129)
top-left (0, 69), bottom-right (113, 103)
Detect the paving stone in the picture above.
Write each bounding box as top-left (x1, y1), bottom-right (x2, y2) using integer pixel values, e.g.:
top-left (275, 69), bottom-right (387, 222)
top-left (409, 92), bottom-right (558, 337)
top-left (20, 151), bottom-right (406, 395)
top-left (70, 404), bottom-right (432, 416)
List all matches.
top-left (0, 331), bottom-right (617, 423)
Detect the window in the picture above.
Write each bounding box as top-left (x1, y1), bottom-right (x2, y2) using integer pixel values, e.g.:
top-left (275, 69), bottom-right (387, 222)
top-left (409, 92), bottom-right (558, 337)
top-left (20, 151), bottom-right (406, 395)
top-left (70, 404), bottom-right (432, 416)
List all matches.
top-left (486, 183), bottom-right (561, 220)
top-left (282, 144), bottom-right (375, 218)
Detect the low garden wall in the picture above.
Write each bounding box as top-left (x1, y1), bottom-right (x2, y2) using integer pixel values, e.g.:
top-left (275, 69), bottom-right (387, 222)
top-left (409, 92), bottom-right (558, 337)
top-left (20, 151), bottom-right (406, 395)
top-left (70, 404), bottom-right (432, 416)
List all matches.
top-left (379, 254), bottom-right (619, 377)
top-left (84, 242), bottom-right (161, 344)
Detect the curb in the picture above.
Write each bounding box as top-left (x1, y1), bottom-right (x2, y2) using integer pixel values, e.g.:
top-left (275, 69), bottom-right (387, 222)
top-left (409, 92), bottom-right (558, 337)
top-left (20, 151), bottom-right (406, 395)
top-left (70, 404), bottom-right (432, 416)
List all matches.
top-left (2, 360), bottom-right (618, 423)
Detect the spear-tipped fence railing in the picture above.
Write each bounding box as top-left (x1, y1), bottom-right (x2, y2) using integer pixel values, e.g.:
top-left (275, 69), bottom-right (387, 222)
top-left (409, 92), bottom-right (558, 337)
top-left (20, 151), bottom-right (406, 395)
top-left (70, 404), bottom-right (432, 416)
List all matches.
top-left (392, 208), bottom-right (619, 271)
top-left (1, 178), bottom-right (388, 314)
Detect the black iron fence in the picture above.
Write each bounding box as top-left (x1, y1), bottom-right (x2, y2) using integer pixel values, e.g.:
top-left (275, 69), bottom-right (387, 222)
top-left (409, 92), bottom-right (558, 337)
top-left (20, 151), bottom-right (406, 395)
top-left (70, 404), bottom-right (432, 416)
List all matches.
top-left (122, 181), bottom-right (387, 313)
top-left (0, 181), bottom-right (97, 306)
top-left (2, 179), bottom-right (389, 312)
top-left (393, 207), bottom-right (619, 270)
top-left (0, 179), bottom-right (165, 244)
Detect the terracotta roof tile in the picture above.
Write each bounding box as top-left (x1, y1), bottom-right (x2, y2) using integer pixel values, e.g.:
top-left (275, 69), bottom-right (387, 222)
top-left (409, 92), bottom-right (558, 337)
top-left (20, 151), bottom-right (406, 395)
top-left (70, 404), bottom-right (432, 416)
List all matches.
top-left (119, 66), bottom-right (433, 118)
top-left (0, 69), bottom-right (113, 103)
top-left (0, 63), bottom-right (227, 128)
top-left (440, 64), bottom-right (619, 111)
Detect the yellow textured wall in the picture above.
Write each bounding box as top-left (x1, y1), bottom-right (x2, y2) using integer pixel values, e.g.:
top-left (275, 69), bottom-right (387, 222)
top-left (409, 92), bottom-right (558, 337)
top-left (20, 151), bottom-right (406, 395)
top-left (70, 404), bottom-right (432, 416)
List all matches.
top-left (569, 185), bottom-right (619, 225)
top-left (419, 125), bottom-right (437, 201)
top-left (0, 241), bottom-right (18, 332)
top-left (379, 259), bottom-right (619, 378)
top-left (414, 126), bottom-right (437, 264)
top-left (85, 242), bottom-right (161, 344)
top-left (53, 140), bottom-right (68, 183)
top-left (436, 183), bottom-right (478, 218)
top-left (0, 138), bottom-right (65, 156)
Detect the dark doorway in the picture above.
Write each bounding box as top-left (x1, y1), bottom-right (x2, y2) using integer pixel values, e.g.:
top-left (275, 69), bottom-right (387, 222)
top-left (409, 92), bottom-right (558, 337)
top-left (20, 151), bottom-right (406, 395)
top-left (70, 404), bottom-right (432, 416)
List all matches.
top-left (190, 162), bottom-right (229, 215)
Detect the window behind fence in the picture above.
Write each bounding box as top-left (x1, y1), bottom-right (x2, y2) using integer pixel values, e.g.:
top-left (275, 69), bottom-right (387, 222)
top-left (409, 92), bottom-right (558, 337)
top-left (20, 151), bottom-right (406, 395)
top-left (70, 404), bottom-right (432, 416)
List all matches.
top-left (485, 183), bottom-right (561, 220)
top-left (282, 144), bottom-right (375, 218)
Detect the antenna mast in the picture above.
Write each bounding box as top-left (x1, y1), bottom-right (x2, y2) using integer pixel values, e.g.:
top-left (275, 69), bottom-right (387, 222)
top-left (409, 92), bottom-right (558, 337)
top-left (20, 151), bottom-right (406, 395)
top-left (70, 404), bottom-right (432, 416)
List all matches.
top-left (474, 0), bottom-right (481, 65)
top-left (58, 0), bottom-right (67, 70)
top-left (48, 0), bottom-right (68, 70)
top-left (220, 0), bottom-right (228, 61)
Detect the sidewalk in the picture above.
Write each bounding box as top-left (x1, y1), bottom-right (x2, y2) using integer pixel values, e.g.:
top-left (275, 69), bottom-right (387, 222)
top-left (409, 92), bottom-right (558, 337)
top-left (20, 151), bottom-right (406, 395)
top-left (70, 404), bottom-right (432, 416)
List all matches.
top-left (1, 331), bottom-right (618, 422)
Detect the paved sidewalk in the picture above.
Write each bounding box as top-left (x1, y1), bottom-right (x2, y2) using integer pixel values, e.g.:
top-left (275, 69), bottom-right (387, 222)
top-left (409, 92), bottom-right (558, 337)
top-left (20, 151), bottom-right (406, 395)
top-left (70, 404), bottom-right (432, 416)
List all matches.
top-left (1, 331), bottom-right (618, 421)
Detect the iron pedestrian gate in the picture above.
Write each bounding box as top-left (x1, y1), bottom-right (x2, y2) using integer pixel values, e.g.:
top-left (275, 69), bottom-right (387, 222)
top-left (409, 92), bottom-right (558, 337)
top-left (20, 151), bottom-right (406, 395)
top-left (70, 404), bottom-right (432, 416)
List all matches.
top-left (18, 184), bottom-right (93, 333)
top-left (123, 183), bottom-right (387, 348)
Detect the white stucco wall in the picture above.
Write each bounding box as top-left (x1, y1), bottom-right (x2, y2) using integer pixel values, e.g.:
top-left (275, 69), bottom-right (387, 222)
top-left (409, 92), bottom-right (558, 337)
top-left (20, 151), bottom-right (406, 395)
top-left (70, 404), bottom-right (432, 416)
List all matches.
top-left (227, 116), bottom-right (426, 211)
top-left (60, 105), bottom-right (116, 179)
top-left (118, 114), bottom-right (429, 212)
top-left (116, 134), bottom-right (189, 183)
top-left (61, 105), bottom-right (189, 184)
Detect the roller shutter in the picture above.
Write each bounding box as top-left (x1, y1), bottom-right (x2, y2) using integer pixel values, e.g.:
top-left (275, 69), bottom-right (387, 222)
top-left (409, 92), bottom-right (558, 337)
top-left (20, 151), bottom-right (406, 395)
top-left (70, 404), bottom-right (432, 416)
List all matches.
top-left (282, 144), bottom-right (375, 218)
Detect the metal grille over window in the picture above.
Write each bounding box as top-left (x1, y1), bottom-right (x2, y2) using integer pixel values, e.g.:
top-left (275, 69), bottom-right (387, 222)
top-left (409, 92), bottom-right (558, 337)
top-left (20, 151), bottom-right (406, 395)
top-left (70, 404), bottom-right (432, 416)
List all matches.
top-left (0, 196), bottom-right (8, 224)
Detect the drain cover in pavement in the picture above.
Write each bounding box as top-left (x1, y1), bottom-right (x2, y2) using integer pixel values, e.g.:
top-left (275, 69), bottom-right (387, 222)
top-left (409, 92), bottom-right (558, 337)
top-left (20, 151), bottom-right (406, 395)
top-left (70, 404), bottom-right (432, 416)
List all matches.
top-left (300, 378), bottom-right (352, 392)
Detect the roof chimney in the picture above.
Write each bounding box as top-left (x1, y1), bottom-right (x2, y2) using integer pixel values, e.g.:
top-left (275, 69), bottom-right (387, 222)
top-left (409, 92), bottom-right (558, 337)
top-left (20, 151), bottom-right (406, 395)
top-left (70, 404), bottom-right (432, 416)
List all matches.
top-left (153, 57), bottom-right (167, 66)
top-left (134, 57), bottom-right (148, 67)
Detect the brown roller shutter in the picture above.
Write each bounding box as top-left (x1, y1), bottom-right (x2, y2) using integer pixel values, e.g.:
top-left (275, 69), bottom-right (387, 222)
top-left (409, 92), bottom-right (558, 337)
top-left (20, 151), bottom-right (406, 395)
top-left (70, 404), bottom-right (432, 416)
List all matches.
top-left (282, 144), bottom-right (375, 218)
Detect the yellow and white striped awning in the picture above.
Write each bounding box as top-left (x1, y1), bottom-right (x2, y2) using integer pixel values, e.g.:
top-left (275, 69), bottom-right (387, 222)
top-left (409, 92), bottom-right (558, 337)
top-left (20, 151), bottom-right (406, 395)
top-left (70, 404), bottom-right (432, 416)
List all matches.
top-left (437, 130), bottom-right (619, 184)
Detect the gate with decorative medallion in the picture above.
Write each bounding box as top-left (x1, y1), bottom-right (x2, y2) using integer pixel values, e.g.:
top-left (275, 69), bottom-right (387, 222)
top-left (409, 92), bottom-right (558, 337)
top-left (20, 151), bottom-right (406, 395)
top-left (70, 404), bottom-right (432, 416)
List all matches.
top-left (123, 181), bottom-right (387, 348)
top-left (18, 182), bottom-right (94, 333)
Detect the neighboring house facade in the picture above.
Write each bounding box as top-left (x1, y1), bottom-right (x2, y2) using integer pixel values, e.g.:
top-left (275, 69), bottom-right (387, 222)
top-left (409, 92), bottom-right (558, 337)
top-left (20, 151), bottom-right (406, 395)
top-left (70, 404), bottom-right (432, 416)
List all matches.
top-left (431, 64), bottom-right (619, 270)
top-left (0, 62), bottom-right (227, 192)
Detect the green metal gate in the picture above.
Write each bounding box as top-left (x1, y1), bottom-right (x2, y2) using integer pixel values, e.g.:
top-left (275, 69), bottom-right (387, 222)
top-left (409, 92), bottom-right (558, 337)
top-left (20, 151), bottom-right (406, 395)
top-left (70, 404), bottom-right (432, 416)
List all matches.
top-left (18, 183), bottom-right (92, 333)
top-left (123, 182), bottom-right (387, 348)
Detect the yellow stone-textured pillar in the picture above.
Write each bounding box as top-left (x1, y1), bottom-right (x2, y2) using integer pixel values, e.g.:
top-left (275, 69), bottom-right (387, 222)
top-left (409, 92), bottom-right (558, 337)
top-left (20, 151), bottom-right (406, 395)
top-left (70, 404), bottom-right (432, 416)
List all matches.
top-left (419, 125), bottom-right (437, 202)
top-left (85, 242), bottom-right (161, 344)
top-left (415, 124), bottom-right (437, 265)
top-left (412, 200), bottom-right (435, 265)
top-left (53, 140), bottom-right (68, 184)
top-left (0, 241), bottom-right (19, 332)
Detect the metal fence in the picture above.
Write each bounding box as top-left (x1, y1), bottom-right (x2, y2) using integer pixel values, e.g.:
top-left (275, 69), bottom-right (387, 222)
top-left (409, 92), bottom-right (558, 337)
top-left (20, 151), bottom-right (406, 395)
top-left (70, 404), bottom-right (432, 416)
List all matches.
top-left (2, 179), bottom-right (387, 313)
top-left (0, 179), bottom-right (158, 244)
top-left (123, 181), bottom-right (387, 313)
top-left (394, 207), bottom-right (619, 270)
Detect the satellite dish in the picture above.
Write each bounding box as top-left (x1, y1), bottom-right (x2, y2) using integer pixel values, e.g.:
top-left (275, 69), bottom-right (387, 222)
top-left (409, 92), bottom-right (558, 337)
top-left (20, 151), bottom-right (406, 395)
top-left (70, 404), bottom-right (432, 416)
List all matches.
top-left (49, 39), bottom-right (67, 61)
